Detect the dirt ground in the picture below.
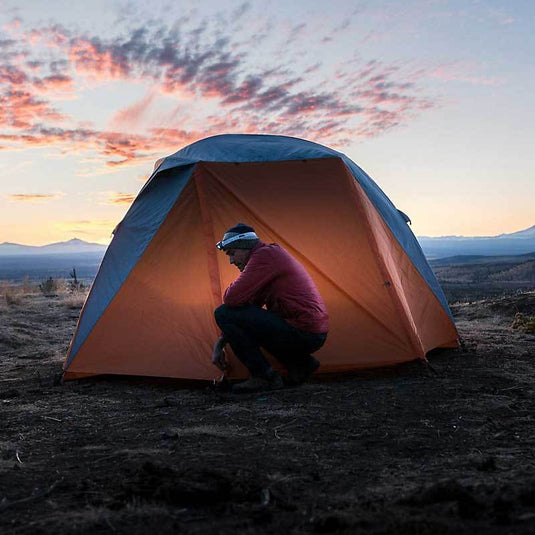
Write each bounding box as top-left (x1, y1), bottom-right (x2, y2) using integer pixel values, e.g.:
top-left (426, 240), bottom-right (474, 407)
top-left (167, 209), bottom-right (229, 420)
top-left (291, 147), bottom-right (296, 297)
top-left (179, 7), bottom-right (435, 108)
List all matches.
top-left (1, 291), bottom-right (534, 534)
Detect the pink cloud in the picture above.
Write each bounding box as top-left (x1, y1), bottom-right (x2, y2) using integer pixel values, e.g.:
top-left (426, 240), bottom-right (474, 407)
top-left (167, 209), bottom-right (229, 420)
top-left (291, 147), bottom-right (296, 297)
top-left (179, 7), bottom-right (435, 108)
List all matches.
top-left (0, 90), bottom-right (65, 129)
top-left (33, 74), bottom-right (74, 93)
top-left (25, 25), bottom-right (71, 48)
top-left (69, 37), bottom-right (130, 79)
top-left (429, 63), bottom-right (502, 87)
top-left (109, 92), bottom-right (156, 130)
top-left (0, 65), bottom-right (28, 85)
top-left (0, 15), bottom-right (449, 169)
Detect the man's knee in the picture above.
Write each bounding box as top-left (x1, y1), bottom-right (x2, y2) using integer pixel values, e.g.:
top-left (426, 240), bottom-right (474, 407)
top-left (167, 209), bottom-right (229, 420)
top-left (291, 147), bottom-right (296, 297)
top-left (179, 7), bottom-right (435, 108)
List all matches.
top-left (214, 304), bottom-right (231, 327)
top-left (214, 304), bottom-right (254, 328)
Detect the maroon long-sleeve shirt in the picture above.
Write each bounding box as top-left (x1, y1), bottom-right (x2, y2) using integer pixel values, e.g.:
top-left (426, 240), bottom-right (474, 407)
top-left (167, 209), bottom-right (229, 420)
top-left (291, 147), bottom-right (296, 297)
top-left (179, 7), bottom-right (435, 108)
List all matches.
top-left (223, 241), bottom-right (329, 334)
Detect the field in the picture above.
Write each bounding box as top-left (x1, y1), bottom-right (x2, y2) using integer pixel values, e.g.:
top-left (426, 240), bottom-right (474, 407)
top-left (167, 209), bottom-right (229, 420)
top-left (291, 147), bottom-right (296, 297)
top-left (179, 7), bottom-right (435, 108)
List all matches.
top-left (431, 256), bottom-right (535, 303)
top-left (0, 269), bottom-right (534, 533)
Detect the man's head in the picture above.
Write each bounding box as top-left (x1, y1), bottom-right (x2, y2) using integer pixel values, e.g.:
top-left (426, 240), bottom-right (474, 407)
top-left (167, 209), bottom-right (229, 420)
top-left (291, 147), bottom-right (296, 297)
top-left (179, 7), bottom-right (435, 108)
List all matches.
top-left (216, 222), bottom-right (259, 272)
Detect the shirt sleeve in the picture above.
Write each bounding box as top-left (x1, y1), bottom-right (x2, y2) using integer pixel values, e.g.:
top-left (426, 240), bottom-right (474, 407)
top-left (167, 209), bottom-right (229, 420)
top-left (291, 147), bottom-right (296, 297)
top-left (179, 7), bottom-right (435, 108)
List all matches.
top-left (223, 249), bottom-right (277, 307)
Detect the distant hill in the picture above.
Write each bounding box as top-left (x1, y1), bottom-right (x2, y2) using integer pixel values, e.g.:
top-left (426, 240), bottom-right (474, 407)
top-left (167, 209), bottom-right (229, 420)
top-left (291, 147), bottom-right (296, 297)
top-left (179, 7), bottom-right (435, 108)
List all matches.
top-left (429, 251), bottom-right (535, 267)
top-left (433, 258), bottom-right (535, 284)
top-left (0, 252), bottom-right (104, 282)
top-left (0, 239), bottom-right (107, 281)
top-left (0, 238), bottom-right (107, 256)
top-left (418, 225), bottom-right (535, 259)
top-left (489, 261), bottom-right (535, 283)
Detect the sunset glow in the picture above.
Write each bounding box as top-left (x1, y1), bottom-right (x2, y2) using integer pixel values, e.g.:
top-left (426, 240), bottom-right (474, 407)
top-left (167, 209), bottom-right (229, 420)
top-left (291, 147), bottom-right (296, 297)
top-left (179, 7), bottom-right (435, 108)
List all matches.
top-left (0, 0), bottom-right (533, 245)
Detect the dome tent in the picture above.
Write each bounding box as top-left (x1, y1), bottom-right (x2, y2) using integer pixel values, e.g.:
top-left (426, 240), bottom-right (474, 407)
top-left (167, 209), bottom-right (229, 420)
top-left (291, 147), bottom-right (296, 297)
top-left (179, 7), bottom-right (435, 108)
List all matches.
top-left (63, 134), bottom-right (458, 381)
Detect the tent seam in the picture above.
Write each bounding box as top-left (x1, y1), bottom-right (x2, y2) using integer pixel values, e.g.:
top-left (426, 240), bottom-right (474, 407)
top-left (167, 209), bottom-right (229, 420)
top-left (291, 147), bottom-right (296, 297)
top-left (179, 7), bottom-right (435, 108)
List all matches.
top-left (201, 160), bottom-right (407, 343)
top-left (344, 165), bottom-right (426, 360)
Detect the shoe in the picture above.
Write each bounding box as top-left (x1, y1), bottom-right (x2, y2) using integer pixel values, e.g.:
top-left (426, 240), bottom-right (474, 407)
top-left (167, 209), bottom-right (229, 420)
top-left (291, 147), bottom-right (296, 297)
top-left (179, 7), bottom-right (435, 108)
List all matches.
top-left (232, 373), bottom-right (284, 393)
top-left (286, 356), bottom-right (320, 386)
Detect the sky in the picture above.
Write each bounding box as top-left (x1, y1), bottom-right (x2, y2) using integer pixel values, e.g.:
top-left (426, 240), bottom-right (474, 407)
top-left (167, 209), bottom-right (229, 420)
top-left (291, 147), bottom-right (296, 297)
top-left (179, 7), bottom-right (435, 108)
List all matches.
top-left (0, 0), bottom-right (533, 245)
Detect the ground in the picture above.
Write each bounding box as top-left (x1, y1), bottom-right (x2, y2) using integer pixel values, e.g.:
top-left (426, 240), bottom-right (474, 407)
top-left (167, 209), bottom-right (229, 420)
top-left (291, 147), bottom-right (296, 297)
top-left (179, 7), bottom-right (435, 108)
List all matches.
top-left (0, 290), bottom-right (534, 534)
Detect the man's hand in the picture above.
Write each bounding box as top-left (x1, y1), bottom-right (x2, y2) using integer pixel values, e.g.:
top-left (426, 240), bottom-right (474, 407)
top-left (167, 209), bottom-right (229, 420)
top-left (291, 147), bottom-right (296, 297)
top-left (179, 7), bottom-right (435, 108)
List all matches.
top-left (212, 336), bottom-right (229, 371)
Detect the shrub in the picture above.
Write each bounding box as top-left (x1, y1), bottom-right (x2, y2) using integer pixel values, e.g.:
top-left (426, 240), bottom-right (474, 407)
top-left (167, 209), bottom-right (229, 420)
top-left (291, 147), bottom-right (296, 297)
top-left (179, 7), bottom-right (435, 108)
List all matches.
top-left (511, 312), bottom-right (535, 334)
top-left (68, 268), bottom-right (85, 293)
top-left (39, 277), bottom-right (58, 297)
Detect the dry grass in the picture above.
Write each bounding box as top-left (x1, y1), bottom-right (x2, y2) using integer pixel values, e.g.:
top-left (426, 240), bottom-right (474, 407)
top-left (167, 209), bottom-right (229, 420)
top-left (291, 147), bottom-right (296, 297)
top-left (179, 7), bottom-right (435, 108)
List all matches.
top-left (0, 279), bottom-right (88, 312)
top-left (61, 291), bottom-right (87, 309)
top-left (0, 281), bottom-right (23, 307)
top-left (22, 275), bottom-right (37, 294)
top-left (1, 278), bottom-right (41, 307)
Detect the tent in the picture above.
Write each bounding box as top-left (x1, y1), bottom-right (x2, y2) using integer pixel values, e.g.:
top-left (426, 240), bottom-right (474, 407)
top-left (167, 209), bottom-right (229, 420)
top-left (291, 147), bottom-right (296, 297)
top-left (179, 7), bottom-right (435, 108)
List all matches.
top-left (63, 134), bottom-right (458, 381)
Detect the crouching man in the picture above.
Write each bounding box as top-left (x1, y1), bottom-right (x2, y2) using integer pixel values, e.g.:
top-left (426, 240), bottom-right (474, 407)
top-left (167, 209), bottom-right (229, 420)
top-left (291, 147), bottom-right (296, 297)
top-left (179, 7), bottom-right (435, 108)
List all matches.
top-left (212, 223), bottom-right (329, 393)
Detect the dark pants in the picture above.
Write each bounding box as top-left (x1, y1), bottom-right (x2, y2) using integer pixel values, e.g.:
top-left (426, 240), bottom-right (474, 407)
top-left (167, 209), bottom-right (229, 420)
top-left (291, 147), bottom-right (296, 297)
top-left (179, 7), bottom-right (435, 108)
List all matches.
top-left (214, 304), bottom-right (327, 378)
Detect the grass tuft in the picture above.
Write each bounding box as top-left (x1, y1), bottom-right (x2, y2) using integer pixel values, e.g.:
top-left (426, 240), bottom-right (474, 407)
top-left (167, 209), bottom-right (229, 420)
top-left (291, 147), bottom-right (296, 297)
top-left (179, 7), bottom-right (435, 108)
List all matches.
top-left (62, 291), bottom-right (87, 309)
top-left (511, 312), bottom-right (535, 334)
top-left (1, 281), bottom-right (23, 307)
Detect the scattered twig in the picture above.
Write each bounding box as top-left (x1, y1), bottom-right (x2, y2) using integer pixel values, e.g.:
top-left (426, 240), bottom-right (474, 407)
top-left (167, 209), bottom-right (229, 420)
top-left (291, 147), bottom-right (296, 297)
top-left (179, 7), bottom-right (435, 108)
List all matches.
top-left (273, 418), bottom-right (299, 440)
top-left (498, 386), bottom-right (523, 393)
top-left (274, 418), bottom-right (298, 431)
top-left (43, 416), bottom-right (62, 422)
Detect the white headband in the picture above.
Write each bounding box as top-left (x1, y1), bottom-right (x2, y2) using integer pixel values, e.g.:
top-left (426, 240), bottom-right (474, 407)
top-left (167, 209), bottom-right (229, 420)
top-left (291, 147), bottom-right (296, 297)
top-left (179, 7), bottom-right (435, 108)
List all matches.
top-left (216, 231), bottom-right (258, 250)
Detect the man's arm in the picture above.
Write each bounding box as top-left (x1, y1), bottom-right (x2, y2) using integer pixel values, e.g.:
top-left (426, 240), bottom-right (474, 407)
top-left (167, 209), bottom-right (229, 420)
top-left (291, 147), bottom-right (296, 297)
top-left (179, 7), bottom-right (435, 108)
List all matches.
top-left (223, 249), bottom-right (276, 307)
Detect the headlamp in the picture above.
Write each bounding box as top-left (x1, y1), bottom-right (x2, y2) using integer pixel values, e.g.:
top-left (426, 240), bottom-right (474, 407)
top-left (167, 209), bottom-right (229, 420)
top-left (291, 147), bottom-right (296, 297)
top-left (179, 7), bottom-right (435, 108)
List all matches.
top-left (216, 231), bottom-right (258, 250)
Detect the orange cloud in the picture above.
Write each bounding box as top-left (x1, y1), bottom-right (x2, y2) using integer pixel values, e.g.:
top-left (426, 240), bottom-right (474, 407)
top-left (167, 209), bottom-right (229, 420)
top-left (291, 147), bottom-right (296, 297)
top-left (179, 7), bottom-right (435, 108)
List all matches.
top-left (0, 90), bottom-right (66, 129)
top-left (69, 37), bottom-right (129, 80)
top-left (54, 219), bottom-right (116, 241)
top-left (6, 192), bottom-right (64, 203)
top-left (104, 192), bottom-right (136, 205)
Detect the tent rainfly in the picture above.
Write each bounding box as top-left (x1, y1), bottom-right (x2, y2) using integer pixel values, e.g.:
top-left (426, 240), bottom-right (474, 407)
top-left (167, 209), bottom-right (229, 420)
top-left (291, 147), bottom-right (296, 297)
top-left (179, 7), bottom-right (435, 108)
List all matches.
top-left (63, 134), bottom-right (459, 381)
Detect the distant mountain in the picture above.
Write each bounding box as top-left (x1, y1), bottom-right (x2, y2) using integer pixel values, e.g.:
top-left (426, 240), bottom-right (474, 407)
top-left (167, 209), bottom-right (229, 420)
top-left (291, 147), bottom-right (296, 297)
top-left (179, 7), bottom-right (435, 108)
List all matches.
top-left (418, 225), bottom-right (535, 259)
top-left (2, 227), bottom-right (534, 260)
top-left (0, 238), bottom-right (108, 256)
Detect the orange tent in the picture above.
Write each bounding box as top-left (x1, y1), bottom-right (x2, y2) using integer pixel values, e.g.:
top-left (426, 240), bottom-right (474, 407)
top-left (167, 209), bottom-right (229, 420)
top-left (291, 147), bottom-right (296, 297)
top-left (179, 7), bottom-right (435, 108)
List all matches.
top-left (64, 135), bottom-right (458, 381)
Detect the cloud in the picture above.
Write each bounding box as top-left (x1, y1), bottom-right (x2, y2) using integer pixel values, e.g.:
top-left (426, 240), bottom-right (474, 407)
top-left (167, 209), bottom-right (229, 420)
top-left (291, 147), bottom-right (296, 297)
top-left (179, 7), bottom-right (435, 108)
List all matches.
top-left (285, 23), bottom-right (307, 46)
top-left (69, 35), bottom-right (132, 80)
top-left (6, 192), bottom-right (64, 203)
top-left (429, 62), bottom-right (502, 87)
top-left (109, 91), bottom-right (156, 130)
top-left (221, 75), bottom-right (263, 105)
top-left (54, 219), bottom-right (116, 239)
top-left (0, 87), bottom-right (66, 129)
top-left (0, 10), bottom-right (446, 170)
top-left (0, 64), bottom-right (28, 85)
top-left (33, 73), bottom-right (74, 93)
top-left (103, 192), bottom-right (136, 205)
top-left (232, 2), bottom-right (251, 20)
